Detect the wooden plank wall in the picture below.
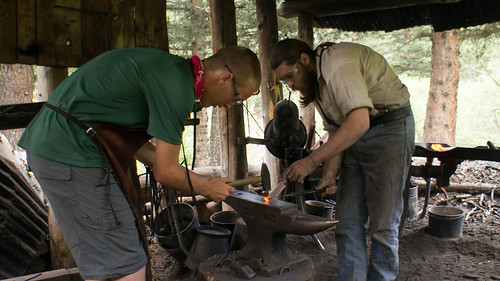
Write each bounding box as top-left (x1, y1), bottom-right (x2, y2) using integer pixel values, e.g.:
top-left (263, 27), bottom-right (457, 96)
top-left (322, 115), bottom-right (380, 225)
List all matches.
top-left (0, 0), bottom-right (167, 67)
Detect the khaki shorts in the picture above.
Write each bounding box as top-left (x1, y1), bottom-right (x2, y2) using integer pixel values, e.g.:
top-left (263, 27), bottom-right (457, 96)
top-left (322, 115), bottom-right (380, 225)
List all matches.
top-left (27, 152), bottom-right (147, 280)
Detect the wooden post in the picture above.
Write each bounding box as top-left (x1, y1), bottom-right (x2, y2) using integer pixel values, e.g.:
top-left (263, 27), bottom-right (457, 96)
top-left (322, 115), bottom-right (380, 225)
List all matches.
top-left (256, 0), bottom-right (281, 186)
top-left (298, 14), bottom-right (316, 149)
top-left (209, 0), bottom-right (248, 184)
top-left (36, 67), bottom-right (68, 101)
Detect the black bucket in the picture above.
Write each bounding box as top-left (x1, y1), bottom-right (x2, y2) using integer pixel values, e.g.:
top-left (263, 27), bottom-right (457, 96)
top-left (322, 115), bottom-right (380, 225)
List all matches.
top-left (153, 202), bottom-right (199, 262)
top-left (184, 225), bottom-right (231, 272)
top-left (428, 206), bottom-right (464, 239)
top-left (210, 210), bottom-right (239, 241)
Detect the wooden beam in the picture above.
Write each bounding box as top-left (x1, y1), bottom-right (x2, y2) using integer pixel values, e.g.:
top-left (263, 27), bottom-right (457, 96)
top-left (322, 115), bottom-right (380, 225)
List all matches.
top-left (36, 0), bottom-right (57, 66)
top-left (2, 267), bottom-right (82, 281)
top-left (0, 0), bottom-right (17, 64)
top-left (17, 0), bottom-right (37, 65)
top-left (297, 14), bottom-right (316, 150)
top-left (277, 0), bottom-right (461, 18)
top-left (256, 0), bottom-right (281, 186)
top-left (135, 0), bottom-right (168, 50)
top-left (209, 0), bottom-right (237, 50)
top-left (0, 0), bottom-right (162, 67)
top-left (81, 0), bottom-right (112, 62)
top-left (0, 102), bottom-right (45, 130)
top-left (209, 0), bottom-right (246, 183)
top-left (54, 0), bottom-right (82, 66)
top-left (413, 179), bottom-right (500, 196)
top-left (109, 0), bottom-right (135, 49)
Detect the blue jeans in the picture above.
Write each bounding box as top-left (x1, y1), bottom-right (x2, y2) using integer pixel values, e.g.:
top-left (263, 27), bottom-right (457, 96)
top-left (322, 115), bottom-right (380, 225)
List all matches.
top-left (335, 114), bottom-right (415, 281)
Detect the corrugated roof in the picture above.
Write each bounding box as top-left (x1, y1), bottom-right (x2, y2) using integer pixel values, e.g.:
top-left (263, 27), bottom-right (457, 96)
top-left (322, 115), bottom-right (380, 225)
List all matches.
top-left (279, 0), bottom-right (500, 32)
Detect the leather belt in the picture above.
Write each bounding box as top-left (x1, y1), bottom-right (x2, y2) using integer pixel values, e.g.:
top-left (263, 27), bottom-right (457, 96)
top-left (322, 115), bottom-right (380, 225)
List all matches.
top-left (370, 104), bottom-right (412, 128)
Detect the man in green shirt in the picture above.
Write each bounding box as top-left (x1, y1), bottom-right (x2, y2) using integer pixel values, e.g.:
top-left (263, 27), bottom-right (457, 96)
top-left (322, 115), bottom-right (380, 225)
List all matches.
top-left (19, 46), bottom-right (261, 281)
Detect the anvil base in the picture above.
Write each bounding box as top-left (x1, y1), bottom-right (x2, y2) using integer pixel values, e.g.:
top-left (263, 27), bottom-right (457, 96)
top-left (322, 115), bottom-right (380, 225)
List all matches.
top-left (197, 253), bottom-right (313, 281)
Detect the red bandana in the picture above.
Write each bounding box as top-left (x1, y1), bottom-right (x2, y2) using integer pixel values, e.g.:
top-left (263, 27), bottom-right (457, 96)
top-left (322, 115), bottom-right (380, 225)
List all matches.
top-left (191, 55), bottom-right (205, 99)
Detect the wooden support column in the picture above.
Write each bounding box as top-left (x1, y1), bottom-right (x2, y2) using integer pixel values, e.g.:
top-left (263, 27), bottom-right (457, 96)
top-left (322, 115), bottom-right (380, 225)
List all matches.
top-left (298, 14), bottom-right (316, 149)
top-left (256, 0), bottom-right (281, 186)
top-left (209, 0), bottom-right (248, 185)
top-left (36, 67), bottom-right (68, 101)
top-left (135, 0), bottom-right (168, 50)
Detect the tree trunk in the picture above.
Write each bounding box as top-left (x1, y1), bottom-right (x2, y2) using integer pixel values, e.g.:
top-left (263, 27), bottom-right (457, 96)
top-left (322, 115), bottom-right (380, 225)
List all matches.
top-left (0, 64), bottom-right (35, 149)
top-left (191, 41), bottom-right (210, 168)
top-left (209, 0), bottom-right (242, 180)
top-left (36, 66), bottom-right (68, 102)
top-left (423, 29), bottom-right (460, 146)
top-left (256, 0), bottom-right (281, 186)
top-left (298, 14), bottom-right (316, 149)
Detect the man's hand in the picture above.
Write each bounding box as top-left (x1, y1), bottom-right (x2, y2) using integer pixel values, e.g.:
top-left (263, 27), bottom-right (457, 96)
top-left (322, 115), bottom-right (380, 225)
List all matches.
top-left (316, 149), bottom-right (343, 197)
top-left (154, 139), bottom-right (235, 202)
top-left (316, 176), bottom-right (338, 197)
top-left (282, 156), bottom-right (318, 184)
top-left (202, 177), bottom-right (235, 203)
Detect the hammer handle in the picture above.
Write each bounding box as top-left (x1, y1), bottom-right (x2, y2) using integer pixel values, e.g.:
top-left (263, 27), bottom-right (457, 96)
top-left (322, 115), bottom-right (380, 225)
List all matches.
top-left (229, 176), bottom-right (262, 187)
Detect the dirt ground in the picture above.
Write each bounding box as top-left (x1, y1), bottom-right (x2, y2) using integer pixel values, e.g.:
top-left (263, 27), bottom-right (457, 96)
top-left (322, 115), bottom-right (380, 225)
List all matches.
top-left (148, 160), bottom-right (500, 281)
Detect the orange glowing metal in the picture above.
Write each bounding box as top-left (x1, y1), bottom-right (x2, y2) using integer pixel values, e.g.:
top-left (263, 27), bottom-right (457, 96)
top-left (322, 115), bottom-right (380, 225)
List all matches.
top-left (431, 143), bottom-right (446, 152)
top-left (263, 197), bottom-right (270, 204)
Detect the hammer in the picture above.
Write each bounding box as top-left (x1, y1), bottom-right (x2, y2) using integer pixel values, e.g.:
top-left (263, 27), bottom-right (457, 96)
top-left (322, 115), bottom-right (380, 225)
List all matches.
top-left (229, 163), bottom-right (271, 191)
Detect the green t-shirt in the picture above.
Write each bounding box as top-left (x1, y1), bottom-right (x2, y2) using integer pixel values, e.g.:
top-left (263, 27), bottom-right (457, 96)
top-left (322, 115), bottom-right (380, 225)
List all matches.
top-left (19, 48), bottom-right (195, 167)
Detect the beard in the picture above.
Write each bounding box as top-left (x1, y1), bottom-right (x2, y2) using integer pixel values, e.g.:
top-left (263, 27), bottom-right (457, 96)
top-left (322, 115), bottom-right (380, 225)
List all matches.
top-left (298, 67), bottom-right (319, 106)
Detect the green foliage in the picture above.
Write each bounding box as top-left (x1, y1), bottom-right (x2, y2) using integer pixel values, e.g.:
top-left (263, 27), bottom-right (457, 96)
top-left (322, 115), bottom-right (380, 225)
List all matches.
top-left (166, 0), bottom-right (212, 57)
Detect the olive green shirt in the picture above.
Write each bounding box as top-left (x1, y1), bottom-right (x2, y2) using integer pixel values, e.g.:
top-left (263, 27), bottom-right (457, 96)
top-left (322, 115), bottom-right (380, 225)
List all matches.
top-left (314, 42), bottom-right (410, 132)
top-left (19, 48), bottom-right (195, 167)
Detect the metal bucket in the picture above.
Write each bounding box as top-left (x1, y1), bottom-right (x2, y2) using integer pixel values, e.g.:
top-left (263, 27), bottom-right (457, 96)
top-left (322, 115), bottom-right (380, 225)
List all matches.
top-left (153, 202), bottom-right (199, 262)
top-left (428, 206), bottom-right (464, 239)
top-left (184, 225), bottom-right (231, 272)
top-left (210, 210), bottom-right (239, 241)
top-left (304, 200), bottom-right (335, 218)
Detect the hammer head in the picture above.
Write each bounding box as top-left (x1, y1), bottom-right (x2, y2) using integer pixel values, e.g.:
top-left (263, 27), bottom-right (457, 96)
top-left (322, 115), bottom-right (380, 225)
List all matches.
top-left (260, 163), bottom-right (271, 191)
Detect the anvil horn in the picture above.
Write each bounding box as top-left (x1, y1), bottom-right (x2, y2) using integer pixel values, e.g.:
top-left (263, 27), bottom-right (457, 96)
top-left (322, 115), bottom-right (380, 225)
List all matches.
top-left (285, 213), bottom-right (337, 235)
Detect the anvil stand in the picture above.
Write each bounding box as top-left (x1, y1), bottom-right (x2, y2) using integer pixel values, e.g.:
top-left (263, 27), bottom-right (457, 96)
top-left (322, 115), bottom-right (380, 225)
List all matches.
top-left (282, 136), bottom-right (326, 251)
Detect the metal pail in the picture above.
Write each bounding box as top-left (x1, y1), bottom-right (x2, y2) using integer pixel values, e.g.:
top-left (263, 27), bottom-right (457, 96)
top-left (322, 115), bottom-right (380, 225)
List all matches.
top-left (184, 225), bottom-right (231, 272)
top-left (428, 206), bottom-right (464, 239)
top-left (153, 202), bottom-right (199, 262)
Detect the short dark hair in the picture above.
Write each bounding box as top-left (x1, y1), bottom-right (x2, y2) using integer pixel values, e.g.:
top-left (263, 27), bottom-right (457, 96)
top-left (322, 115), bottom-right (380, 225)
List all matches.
top-left (206, 45), bottom-right (261, 90)
top-left (270, 39), bottom-right (314, 70)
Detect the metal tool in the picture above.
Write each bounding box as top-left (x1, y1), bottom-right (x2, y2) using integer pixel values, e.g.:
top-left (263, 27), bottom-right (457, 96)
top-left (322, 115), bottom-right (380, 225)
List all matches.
top-left (283, 186), bottom-right (328, 198)
top-left (229, 163), bottom-right (271, 191)
top-left (268, 177), bottom-right (287, 198)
